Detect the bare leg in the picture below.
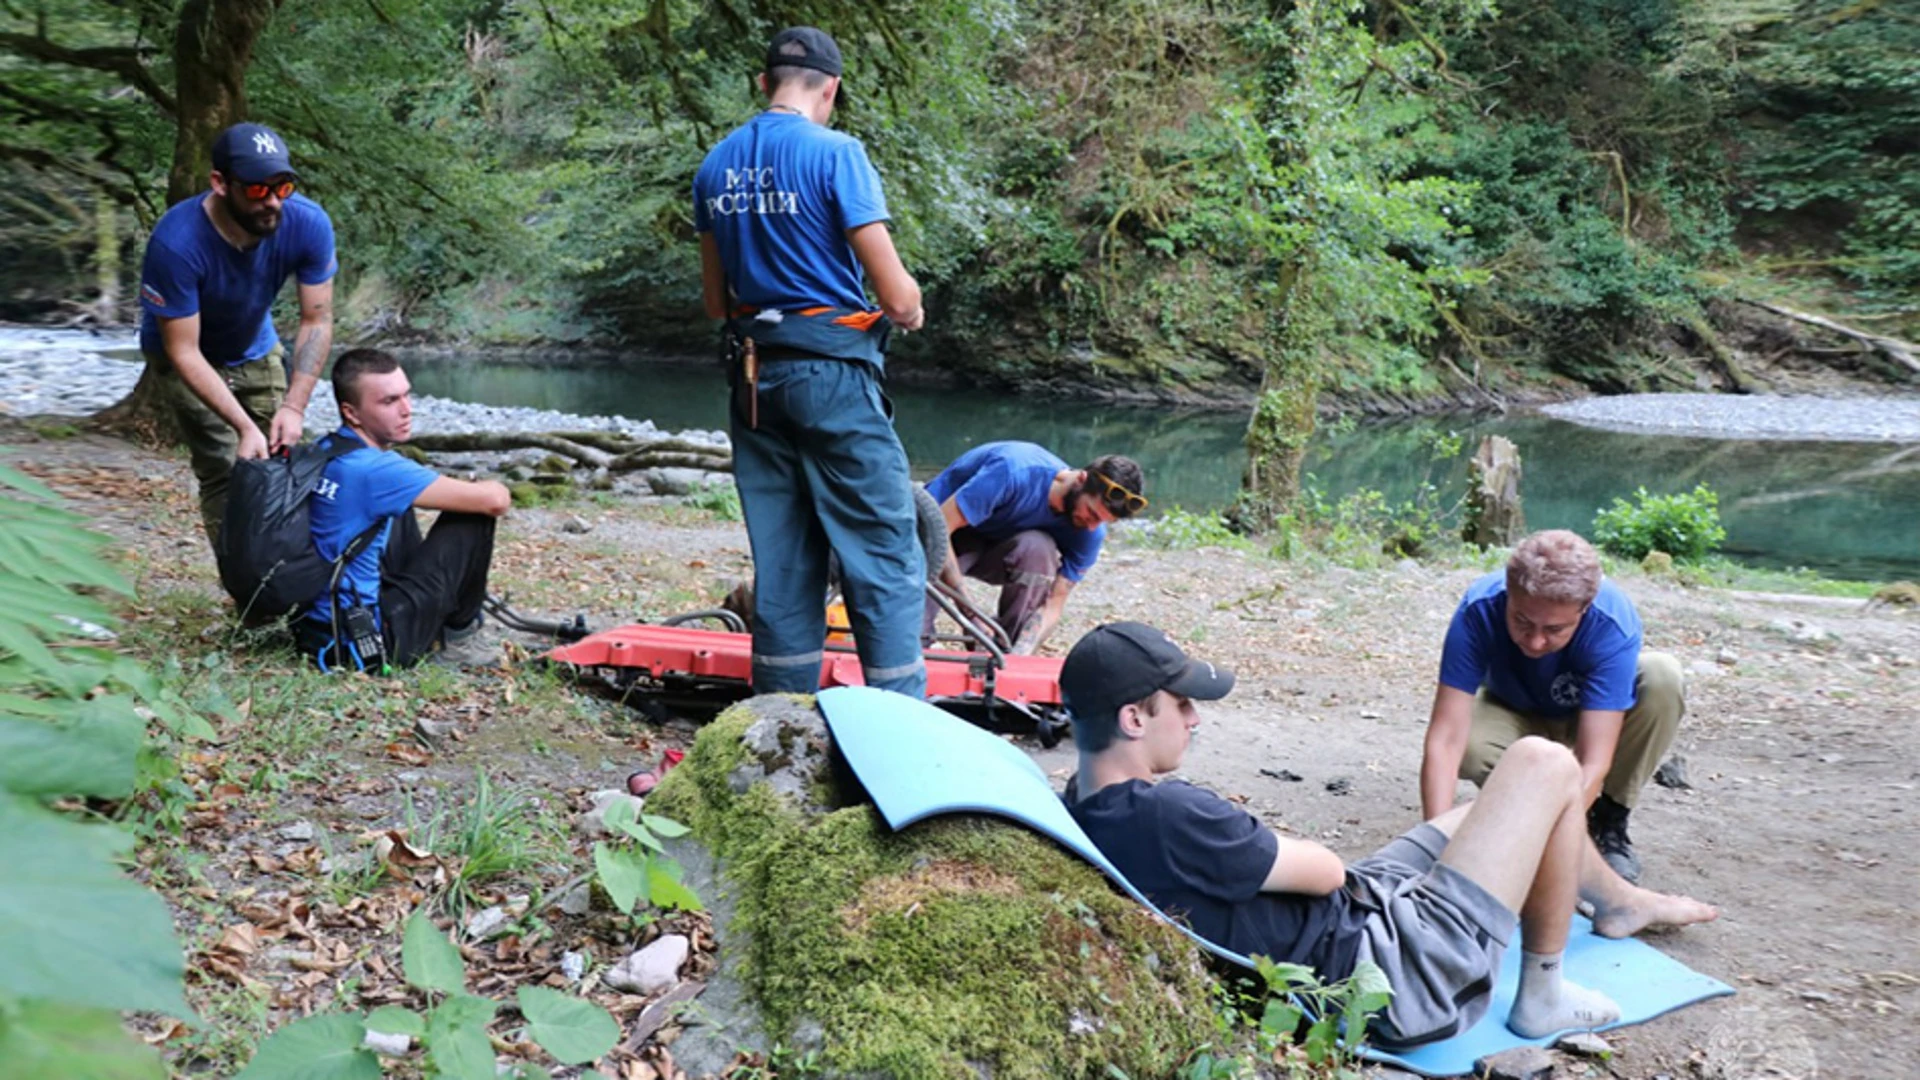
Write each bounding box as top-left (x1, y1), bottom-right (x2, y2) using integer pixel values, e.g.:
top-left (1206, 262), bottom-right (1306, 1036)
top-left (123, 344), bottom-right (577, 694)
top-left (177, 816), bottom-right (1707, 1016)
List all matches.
top-left (1437, 738), bottom-right (1586, 952)
top-left (1435, 737), bottom-right (1620, 1037)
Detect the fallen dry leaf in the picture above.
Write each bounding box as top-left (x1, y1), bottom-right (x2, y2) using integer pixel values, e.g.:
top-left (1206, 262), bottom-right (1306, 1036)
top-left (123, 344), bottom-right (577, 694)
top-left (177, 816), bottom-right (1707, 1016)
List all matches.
top-left (384, 742), bottom-right (433, 766)
top-left (216, 923), bottom-right (261, 956)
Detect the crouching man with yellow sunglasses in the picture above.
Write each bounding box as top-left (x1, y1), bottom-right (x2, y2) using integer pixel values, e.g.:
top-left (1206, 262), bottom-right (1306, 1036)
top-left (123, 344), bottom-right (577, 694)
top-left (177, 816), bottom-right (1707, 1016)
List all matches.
top-left (923, 441), bottom-right (1146, 654)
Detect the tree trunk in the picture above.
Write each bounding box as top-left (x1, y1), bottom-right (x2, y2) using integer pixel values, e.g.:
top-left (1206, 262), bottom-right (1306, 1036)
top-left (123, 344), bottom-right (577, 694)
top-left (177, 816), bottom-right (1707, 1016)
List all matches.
top-left (1241, 261), bottom-right (1323, 527)
top-left (166, 0), bottom-right (280, 205)
top-left (95, 0), bottom-right (282, 442)
top-left (92, 188), bottom-right (121, 324)
top-left (1462, 435), bottom-right (1525, 548)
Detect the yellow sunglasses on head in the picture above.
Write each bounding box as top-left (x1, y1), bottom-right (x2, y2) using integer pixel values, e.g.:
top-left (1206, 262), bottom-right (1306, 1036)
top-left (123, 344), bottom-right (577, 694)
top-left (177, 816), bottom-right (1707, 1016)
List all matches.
top-left (1089, 470), bottom-right (1147, 516)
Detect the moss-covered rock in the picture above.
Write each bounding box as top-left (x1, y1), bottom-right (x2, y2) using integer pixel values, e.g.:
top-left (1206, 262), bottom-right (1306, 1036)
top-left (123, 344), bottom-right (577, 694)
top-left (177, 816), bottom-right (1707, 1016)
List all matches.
top-left (649, 696), bottom-right (1219, 1080)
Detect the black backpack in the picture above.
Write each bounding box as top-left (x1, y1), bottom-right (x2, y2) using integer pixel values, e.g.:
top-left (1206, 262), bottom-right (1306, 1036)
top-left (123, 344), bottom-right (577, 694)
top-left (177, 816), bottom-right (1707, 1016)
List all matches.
top-left (216, 438), bottom-right (386, 624)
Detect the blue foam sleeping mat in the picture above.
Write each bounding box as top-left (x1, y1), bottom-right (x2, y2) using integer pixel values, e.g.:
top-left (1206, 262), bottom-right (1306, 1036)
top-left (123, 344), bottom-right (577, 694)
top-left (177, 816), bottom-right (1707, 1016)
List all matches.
top-left (817, 686), bottom-right (1733, 1078)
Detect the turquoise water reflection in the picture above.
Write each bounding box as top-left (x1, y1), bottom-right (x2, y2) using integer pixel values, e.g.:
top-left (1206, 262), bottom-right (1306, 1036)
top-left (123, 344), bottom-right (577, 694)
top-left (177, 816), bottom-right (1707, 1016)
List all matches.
top-left (403, 357), bottom-right (1919, 581)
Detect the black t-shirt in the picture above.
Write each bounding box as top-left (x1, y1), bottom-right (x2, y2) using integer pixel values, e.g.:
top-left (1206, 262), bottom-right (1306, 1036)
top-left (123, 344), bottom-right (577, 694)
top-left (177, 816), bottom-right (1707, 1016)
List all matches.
top-left (1069, 778), bottom-right (1364, 977)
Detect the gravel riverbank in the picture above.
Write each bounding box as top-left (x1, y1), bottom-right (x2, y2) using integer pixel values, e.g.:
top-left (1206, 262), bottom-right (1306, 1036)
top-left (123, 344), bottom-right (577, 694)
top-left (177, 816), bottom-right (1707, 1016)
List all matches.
top-left (0, 326), bottom-right (729, 449)
top-left (1544, 392), bottom-right (1920, 442)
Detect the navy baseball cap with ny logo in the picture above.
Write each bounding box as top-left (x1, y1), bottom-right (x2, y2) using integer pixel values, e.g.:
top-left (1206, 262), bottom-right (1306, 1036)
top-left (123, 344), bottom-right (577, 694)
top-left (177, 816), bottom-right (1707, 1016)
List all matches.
top-left (212, 123), bottom-right (297, 182)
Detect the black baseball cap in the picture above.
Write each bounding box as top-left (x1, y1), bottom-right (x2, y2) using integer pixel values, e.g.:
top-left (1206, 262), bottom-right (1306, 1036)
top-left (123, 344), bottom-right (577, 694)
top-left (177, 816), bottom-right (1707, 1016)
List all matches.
top-left (1060, 622), bottom-right (1235, 724)
top-left (211, 123), bottom-right (297, 183)
top-left (766, 26), bottom-right (843, 78)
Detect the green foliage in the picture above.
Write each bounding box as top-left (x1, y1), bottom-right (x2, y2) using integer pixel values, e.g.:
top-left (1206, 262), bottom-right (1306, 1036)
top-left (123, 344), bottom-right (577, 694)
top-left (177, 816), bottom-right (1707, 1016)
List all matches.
top-left (0, 465), bottom-right (193, 1077)
top-left (5, 0), bottom-right (1912, 390)
top-left (1173, 959), bottom-right (1392, 1079)
top-left (591, 799), bottom-right (701, 917)
top-left (241, 909), bottom-right (617, 1077)
top-left (1271, 430), bottom-right (1470, 564)
top-left (686, 482), bottom-right (743, 522)
top-left (232, 1013), bottom-right (381, 1080)
top-left (407, 770), bottom-right (555, 914)
top-left (1130, 508), bottom-right (1253, 552)
top-left (1690, 0), bottom-right (1920, 309)
top-left (1592, 483), bottom-right (1728, 562)
top-left (515, 986), bottom-right (620, 1066)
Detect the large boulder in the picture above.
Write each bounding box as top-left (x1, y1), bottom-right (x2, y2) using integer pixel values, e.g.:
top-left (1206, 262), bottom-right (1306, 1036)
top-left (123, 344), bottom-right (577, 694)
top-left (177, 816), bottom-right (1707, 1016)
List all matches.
top-left (647, 695), bottom-right (1218, 1080)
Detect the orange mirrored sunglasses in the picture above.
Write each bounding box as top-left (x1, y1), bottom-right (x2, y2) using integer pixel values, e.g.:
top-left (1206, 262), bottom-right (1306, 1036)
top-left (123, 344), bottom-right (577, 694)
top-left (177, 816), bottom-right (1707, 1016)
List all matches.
top-left (239, 178), bottom-right (297, 201)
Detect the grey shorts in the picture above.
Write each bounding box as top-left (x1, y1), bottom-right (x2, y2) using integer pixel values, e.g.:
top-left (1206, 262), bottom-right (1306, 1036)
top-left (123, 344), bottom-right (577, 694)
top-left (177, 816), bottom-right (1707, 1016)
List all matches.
top-left (1348, 823), bottom-right (1519, 1047)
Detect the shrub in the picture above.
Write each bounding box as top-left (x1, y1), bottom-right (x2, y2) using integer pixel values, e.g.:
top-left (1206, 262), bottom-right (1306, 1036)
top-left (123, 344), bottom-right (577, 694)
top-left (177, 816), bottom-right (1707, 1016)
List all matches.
top-left (1130, 507), bottom-right (1252, 552)
top-left (0, 464), bottom-right (202, 1074)
top-left (1592, 484), bottom-right (1726, 563)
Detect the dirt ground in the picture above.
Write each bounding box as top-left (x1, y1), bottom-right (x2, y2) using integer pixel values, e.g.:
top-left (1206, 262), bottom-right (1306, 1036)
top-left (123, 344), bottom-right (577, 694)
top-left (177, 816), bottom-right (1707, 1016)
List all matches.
top-left (9, 419), bottom-right (1916, 1079)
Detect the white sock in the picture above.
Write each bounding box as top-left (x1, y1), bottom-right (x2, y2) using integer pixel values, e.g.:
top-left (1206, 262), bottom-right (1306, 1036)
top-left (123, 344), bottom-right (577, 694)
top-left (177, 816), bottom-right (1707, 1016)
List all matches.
top-left (1507, 949), bottom-right (1620, 1039)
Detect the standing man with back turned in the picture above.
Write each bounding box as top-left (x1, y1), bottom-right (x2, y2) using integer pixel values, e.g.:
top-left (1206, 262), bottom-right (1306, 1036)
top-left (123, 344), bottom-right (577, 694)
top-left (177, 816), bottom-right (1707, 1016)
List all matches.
top-left (693, 26), bottom-right (928, 698)
top-left (138, 122), bottom-right (337, 543)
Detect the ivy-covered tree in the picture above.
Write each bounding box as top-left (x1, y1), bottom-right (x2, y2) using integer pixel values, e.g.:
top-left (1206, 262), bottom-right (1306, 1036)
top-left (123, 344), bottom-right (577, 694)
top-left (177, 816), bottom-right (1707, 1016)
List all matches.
top-left (1240, 0), bottom-right (1489, 520)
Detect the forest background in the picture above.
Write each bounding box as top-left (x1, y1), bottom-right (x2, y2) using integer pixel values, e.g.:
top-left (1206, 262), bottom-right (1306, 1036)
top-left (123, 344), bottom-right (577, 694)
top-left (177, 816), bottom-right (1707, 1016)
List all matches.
top-left (3, 0), bottom-right (1915, 420)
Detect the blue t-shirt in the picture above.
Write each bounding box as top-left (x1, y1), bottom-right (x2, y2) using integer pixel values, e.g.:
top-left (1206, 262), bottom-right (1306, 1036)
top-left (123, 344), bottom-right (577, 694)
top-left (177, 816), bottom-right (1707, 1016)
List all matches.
top-left (692, 112), bottom-right (889, 313)
top-left (1069, 778), bottom-right (1364, 976)
top-left (1437, 571), bottom-right (1643, 717)
top-left (138, 193), bottom-right (337, 366)
top-left (304, 428), bottom-right (437, 627)
top-left (924, 441), bottom-right (1105, 582)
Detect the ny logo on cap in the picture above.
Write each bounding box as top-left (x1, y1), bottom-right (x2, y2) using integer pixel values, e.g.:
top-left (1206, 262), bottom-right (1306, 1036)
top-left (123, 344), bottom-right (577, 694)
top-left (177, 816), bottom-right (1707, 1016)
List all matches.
top-left (252, 132), bottom-right (279, 155)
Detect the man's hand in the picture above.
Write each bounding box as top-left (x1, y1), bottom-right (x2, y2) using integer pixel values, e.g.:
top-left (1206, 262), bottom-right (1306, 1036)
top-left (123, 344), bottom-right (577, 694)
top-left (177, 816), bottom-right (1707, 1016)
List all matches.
top-left (268, 404), bottom-right (305, 455)
top-left (897, 304), bottom-right (926, 332)
top-left (237, 426), bottom-right (270, 460)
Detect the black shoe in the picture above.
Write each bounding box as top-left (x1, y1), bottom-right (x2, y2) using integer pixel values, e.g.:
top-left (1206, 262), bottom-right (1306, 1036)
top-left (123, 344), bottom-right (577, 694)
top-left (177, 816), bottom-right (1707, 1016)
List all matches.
top-left (442, 612), bottom-right (484, 647)
top-left (1588, 794), bottom-right (1642, 883)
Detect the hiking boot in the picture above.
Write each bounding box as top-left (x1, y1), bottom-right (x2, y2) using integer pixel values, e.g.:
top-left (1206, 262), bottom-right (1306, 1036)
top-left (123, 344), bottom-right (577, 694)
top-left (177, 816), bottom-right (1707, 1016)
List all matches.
top-left (1588, 793), bottom-right (1641, 883)
top-left (442, 612), bottom-right (484, 647)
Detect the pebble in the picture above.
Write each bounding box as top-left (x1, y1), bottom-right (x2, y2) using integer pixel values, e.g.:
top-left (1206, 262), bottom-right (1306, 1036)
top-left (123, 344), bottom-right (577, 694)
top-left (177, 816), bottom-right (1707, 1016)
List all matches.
top-left (603, 934), bottom-right (689, 996)
top-left (0, 327), bottom-right (729, 450)
top-left (561, 950), bottom-right (587, 982)
top-left (1654, 755), bottom-right (1692, 790)
top-left (1556, 1031), bottom-right (1612, 1056)
top-left (1477, 1045), bottom-right (1555, 1080)
top-left (465, 904), bottom-right (512, 941)
top-left (1769, 618), bottom-right (1833, 645)
top-left (1545, 392), bottom-right (1920, 442)
top-left (363, 1030), bottom-right (412, 1055)
top-left (557, 883), bottom-right (594, 916)
top-left (560, 514), bottom-right (593, 534)
top-left (1716, 647), bottom-right (1740, 666)
top-left (276, 820), bottom-right (316, 842)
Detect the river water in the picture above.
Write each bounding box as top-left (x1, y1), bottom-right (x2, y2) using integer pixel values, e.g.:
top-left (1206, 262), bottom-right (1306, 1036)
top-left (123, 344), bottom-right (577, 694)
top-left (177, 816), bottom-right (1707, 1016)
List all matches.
top-left (404, 357), bottom-right (1920, 582)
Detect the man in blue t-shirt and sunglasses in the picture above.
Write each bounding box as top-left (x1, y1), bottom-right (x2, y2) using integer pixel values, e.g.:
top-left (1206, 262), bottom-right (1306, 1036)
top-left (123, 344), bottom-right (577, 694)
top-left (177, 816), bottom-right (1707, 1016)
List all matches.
top-left (138, 122), bottom-right (338, 543)
top-left (923, 442), bottom-right (1147, 654)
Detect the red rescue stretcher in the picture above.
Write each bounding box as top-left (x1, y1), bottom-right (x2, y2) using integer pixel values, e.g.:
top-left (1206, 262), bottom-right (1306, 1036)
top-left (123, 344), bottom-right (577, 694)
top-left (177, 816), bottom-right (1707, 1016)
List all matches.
top-left (495, 597), bottom-right (1070, 746)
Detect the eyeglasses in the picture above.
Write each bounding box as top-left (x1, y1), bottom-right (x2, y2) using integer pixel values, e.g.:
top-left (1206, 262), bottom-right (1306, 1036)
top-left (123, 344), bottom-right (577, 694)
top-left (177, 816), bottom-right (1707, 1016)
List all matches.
top-left (237, 178), bottom-right (297, 201)
top-left (1089, 470), bottom-right (1148, 516)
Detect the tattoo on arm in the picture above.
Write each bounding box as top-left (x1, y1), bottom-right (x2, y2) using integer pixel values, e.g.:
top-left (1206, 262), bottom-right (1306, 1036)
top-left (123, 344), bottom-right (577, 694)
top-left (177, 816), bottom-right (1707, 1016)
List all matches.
top-left (292, 324), bottom-right (330, 380)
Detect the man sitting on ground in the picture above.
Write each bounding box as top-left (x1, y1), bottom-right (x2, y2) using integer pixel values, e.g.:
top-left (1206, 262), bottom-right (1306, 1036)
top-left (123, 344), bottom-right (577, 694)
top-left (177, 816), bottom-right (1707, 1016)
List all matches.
top-left (295, 348), bottom-right (510, 670)
top-left (1420, 529), bottom-right (1684, 881)
top-left (923, 441), bottom-right (1145, 654)
top-left (1062, 622), bottom-right (1716, 1047)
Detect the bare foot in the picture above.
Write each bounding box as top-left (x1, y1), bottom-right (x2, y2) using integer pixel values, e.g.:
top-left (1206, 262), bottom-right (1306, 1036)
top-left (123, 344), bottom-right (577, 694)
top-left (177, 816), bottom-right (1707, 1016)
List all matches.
top-left (1592, 888), bottom-right (1719, 938)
